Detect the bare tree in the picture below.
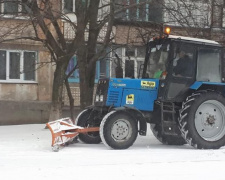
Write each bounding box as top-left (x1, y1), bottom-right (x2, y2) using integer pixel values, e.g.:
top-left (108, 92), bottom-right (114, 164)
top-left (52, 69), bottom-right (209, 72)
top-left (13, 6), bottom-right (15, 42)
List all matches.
top-left (0, 0), bottom-right (115, 120)
top-left (113, 0), bottom-right (225, 49)
top-left (162, 0), bottom-right (225, 43)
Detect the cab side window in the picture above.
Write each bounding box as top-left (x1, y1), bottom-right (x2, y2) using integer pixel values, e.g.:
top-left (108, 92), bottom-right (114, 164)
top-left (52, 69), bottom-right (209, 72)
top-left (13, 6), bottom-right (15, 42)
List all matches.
top-left (173, 45), bottom-right (195, 78)
top-left (196, 48), bottom-right (221, 82)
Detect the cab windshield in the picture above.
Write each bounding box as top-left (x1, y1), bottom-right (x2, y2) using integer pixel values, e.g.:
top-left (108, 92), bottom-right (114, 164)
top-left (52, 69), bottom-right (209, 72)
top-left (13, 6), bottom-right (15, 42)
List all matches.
top-left (144, 42), bottom-right (170, 78)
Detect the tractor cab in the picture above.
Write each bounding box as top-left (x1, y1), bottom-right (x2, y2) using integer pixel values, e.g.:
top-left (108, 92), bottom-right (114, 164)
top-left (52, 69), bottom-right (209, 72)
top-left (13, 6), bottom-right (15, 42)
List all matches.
top-left (142, 32), bottom-right (224, 102)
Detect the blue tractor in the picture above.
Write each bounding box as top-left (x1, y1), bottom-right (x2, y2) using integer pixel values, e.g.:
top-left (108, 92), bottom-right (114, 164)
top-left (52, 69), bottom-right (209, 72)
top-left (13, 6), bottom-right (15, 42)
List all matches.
top-left (76, 31), bottom-right (225, 149)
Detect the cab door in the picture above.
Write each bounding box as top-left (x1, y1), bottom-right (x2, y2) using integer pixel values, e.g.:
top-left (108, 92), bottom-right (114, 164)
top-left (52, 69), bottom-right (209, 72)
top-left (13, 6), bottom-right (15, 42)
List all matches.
top-left (159, 42), bottom-right (197, 102)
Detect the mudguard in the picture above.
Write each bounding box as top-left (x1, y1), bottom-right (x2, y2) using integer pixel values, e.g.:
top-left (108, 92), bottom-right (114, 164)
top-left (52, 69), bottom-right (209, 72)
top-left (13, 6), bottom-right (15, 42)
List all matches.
top-left (190, 81), bottom-right (225, 90)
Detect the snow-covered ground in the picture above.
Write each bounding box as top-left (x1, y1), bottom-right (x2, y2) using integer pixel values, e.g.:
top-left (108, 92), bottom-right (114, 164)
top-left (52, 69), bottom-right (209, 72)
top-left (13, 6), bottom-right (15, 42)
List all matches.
top-left (1, 124), bottom-right (225, 180)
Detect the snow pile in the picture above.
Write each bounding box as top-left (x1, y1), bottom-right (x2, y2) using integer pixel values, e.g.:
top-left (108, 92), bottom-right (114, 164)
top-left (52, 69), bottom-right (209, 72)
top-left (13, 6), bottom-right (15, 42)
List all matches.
top-left (0, 124), bottom-right (225, 180)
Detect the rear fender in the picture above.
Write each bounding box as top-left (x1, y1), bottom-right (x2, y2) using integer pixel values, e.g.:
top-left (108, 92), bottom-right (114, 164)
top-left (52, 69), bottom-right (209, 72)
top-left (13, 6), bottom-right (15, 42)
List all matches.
top-left (190, 82), bottom-right (225, 92)
top-left (113, 106), bottom-right (147, 136)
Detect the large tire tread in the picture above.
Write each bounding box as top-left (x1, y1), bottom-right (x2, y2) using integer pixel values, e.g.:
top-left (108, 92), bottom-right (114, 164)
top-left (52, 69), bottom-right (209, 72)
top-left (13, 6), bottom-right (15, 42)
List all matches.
top-left (179, 91), bottom-right (225, 149)
top-left (150, 123), bottom-right (186, 145)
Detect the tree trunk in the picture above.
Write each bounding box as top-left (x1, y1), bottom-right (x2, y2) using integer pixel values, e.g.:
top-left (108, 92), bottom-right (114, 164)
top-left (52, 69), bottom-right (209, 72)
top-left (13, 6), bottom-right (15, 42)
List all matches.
top-left (49, 61), bottom-right (68, 121)
top-left (79, 59), bottom-right (96, 109)
top-left (65, 78), bottom-right (75, 123)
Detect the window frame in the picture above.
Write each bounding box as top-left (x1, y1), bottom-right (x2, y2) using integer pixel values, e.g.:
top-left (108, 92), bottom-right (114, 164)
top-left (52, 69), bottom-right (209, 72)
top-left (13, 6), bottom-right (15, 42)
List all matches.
top-left (0, 49), bottom-right (37, 83)
top-left (115, 0), bottom-right (150, 22)
top-left (67, 55), bottom-right (109, 83)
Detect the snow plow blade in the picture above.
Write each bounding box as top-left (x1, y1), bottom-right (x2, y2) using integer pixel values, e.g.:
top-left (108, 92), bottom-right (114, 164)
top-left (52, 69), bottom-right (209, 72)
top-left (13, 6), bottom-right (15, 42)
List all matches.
top-left (46, 118), bottom-right (99, 151)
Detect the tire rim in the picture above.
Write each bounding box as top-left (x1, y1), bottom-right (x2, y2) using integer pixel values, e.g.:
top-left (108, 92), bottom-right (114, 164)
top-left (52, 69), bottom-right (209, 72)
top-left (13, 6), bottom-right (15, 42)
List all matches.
top-left (111, 119), bottom-right (132, 142)
top-left (195, 100), bottom-right (225, 141)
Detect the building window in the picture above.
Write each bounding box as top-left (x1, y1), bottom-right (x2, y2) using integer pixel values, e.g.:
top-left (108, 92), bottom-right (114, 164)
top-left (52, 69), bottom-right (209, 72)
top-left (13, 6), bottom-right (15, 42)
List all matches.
top-left (212, 4), bottom-right (224, 28)
top-left (0, 50), bottom-right (37, 82)
top-left (111, 46), bottom-right (145, 78)
top-left (148, 1), bottom-right (163, 23)
top-left (0, 51), bottom-right (6, 80)
top-left (9, 52), bottom-right (20, 79)
top-left (63, 0), bottom-right (75, 13)
top-left (1, 0), bottom-right (28, 15)
top-left (4, 0), bottom-right (18, 14)
top-left (66, 55), bottom-right (109, 83)
top-left (115, 0), bottom-right (162, 22)
top-left (223, 7), bottom-right (225, 28)
top-left (23, 52), bottom-right (36, 80)
top-left (66, 56), bottom-right (79, 79)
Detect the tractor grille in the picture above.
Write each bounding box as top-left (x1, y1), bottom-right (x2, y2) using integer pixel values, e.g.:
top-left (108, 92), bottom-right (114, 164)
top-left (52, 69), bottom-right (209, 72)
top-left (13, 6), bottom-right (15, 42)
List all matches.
top-left (107, 90), bottom-right (120, 105)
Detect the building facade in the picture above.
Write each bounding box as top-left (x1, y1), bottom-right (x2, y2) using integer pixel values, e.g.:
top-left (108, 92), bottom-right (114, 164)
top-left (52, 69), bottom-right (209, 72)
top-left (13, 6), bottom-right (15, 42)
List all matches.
top-left (0, 1), bottom-right (55, 124)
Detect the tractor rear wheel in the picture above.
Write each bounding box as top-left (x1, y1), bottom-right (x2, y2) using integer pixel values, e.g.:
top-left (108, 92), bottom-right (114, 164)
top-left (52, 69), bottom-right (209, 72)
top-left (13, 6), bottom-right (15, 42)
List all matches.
top-left (179, 91), bottom-right (225, 149)
top-left (75, 109), bottom-right (101, 144)
top-left (150, 123), bottom-right (186, 145)
top-left (100, 111), bottom-right (138, 149)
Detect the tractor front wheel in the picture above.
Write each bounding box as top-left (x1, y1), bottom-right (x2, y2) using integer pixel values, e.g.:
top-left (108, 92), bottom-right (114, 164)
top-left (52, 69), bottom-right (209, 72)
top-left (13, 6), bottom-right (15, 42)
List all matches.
top-left (100, 111), bottom-right (138, 149)
top-left (179, 91), bottom-right (225, 149)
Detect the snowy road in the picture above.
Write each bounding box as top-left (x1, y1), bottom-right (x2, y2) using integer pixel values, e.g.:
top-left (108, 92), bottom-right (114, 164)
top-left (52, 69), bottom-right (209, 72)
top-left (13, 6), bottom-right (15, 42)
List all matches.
top-left (0, 124), bottom-right (225, 180)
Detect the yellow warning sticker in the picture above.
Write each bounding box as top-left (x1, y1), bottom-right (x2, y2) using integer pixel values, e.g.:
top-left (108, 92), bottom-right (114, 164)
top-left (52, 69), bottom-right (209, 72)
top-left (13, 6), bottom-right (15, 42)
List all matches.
top-left (141, 81), bottom-right (156, 88)
top-left (126, 94), bottom-right (134, 105)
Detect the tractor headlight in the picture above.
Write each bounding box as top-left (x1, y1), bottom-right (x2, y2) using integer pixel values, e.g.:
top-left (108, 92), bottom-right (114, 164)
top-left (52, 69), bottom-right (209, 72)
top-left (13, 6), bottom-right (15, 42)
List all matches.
top-left (95, 95), bottom-right (100, 102)
top-left (100, 95), bottom-right (104, 102)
